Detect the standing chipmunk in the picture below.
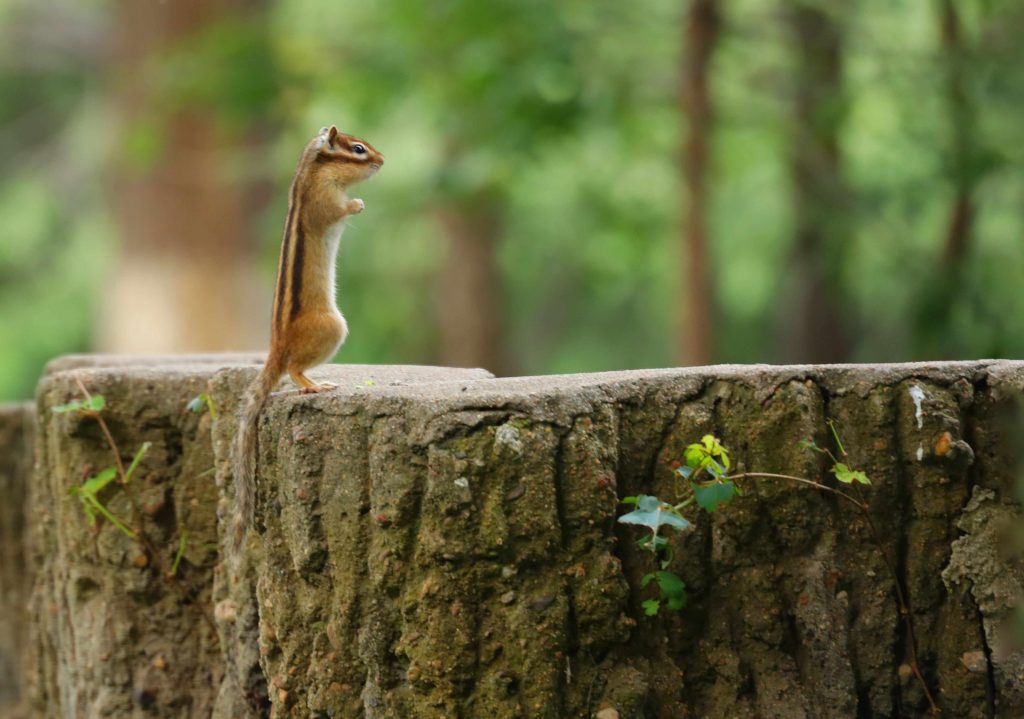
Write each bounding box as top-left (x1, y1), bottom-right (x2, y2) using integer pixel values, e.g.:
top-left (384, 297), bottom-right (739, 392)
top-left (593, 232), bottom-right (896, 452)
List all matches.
top-left (230, 126), bottom-right (383, 554)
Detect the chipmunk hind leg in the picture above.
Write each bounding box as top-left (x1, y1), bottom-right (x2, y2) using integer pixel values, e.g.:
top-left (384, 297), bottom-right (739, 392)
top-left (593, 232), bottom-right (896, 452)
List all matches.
top-left (285, 310), bottom-right (348, 392)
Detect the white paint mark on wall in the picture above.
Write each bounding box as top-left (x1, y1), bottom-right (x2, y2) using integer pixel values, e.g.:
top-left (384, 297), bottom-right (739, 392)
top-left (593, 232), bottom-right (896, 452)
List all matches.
top-left (909, 384), bottom-right (926, 429)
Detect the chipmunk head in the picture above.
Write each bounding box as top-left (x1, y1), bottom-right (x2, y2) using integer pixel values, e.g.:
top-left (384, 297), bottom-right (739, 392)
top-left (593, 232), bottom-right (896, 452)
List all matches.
top-left (308, 126), bottom-right (384, 189)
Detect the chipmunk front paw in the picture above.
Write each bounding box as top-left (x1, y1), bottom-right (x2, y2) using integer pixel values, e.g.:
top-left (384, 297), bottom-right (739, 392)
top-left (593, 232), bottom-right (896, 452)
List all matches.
top-left (346, 198), bottom-right (365, 215)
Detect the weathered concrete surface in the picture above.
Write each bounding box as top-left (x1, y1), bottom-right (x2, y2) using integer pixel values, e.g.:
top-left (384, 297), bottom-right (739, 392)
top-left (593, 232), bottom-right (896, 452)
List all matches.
top-left (27, 358), bottom-right (492, 719)
top-left (31, 363), bottom-right (229, 718)
top-left (14, 357), bottom-right (1024, 718)
top-left (0, 403), bottom-right (33, 719)
top-left (208, 363), bottom-right (496, 719)
top-left (208, 360), bottom-right (1024, 719)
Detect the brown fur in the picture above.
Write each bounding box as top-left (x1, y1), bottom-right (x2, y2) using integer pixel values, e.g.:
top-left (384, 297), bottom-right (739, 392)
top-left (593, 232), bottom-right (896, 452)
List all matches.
top-left (229, 126), bottom-right (383, 558)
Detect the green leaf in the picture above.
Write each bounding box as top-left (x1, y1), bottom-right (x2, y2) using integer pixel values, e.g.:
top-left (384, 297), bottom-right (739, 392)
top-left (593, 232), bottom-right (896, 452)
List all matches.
top-left (683, 444), bottom-right (705, 469)
top-left (832, 463), bottom-right (870, 485)
top-left (642, 599), bottom-right (661, 616)
top-left (82, 496), bottom-right (136, 538)
top-left (620, 496), bottom-right (638, 505)
top-left (676, 465), bottom-right (694, 479)
top-left (80, 467), bottom-right (118, 495)
top-left (684, 434), bottom-right (730, 472)
top-left (618, 495), bottom-right (691, 533)
top-left (53, 399), bottom-right (85, 414)
top-left (53, 394), bottom-right (105, 414)
top-left (653, 571), bottom-right (687, 610)
top-left (692, 480), bottom-right (737, 512)
top-left (124, 442), bottom-right (152, 484)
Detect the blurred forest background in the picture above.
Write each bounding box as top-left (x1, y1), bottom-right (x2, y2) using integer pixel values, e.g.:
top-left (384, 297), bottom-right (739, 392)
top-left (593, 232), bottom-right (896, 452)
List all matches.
top-left (0, 0), bottom-right (1022, 401)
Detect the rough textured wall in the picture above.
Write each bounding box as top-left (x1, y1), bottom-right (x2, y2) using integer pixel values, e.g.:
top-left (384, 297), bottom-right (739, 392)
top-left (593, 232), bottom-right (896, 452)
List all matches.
top-left (208, 361), bottom-right (1023, 719)
top-left (29, 357), bottom-right (258, 719)
top-left (14, 357), bottom-right (1024, 718)
top-left (0, 402), bottom-right (33, 719)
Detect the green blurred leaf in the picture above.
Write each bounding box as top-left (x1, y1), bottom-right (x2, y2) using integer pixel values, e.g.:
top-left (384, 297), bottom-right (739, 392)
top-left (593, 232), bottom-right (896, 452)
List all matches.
top-left (692, 480), bottom-right (737, 512)
top-left (53, 394), bottom-right (104, 414)
top-left (642, 570), bottom-right (687, 612)
top-left (832, 463), bottom-right (870, 485)
top-left (124, 442), bottom-right (152, 484)
top-left (79, 466), bottom-right (117, 495)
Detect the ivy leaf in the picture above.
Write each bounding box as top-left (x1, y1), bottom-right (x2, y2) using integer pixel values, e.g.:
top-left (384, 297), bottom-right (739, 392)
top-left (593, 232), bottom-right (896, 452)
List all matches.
top-left (618, 495), bottom-right (691, 533)
top-left (653, 571), bottom-right (687, 610)
top-left (832, 463), bottom-right (870, 485)
top-left (643, 571), bottom-right (687, 612)
top-left (684, 434), bottom-right (730, 472)
top-left (676, 465), bottom-right (694, 479)
top-left (692, 480), bottom-right (737, 512)
top-left (620, 496), bottom-right (639, 505)
top-left (642, 599), bottom-right (661, 616)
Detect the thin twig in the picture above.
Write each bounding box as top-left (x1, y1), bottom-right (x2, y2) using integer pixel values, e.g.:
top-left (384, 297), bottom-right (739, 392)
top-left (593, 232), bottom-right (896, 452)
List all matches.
top-left (729, 472), bottom-right (867, 509)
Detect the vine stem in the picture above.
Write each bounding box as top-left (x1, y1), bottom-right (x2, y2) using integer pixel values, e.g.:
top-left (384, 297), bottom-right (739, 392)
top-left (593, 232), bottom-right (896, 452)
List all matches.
top-left (730, 470), bottom-right (940, 715)
top-left (728, 472), bottom-right (867, 510)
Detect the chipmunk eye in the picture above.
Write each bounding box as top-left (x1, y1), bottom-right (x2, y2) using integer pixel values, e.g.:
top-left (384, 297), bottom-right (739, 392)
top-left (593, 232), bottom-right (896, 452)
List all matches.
top-left (351, 143), bottom-right (367, 155)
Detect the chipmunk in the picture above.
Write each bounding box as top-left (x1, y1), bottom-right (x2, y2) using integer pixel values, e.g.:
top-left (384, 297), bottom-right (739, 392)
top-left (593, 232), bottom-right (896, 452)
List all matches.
top-left (230, 126), bottom-right (383, 554)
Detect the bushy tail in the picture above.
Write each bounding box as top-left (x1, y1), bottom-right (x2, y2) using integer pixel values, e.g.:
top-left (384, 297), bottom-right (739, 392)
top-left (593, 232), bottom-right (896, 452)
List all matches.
top-left (230, 361), bottom-right (282, 555)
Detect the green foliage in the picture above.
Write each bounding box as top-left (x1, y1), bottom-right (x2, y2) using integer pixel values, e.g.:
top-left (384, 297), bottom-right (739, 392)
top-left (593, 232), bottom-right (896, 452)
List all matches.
top-left (619, 495), bottom-right (691, 534)
top-left (68, 467), bottom-right (135, 538)
top-left (56, 393), bottom-right (153, 536)
top-left (620, 425), bottom-right (873, 616)
top-left (641, 571), bottom-right (687, 616)
top-left (124, 442), bottom-right (152, 484)
top-left (832, 463), bottom-right (870, 485)
top-left (692, 479), bottom-right (738, 512)
top-left (53, 395), bottom-right (106, 414)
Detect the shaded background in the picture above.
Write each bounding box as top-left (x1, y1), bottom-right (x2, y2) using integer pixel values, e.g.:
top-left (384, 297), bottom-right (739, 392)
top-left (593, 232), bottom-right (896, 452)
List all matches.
top-left (0, 0), bottom-right (1022, 401)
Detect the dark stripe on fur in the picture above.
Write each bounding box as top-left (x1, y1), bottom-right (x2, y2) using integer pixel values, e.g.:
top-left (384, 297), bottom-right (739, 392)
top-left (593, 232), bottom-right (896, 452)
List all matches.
top-left (289, 220), bottom-right (305, 320)
top-left (274, 189), bottom-right (298, 332)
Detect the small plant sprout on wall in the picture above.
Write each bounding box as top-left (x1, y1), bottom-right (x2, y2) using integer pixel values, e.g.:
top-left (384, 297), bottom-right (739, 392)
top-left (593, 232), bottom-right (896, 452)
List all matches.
top-left (54, 375), bottom-right (215, 632)
top-left (618, 424), bottom-right (940, 715)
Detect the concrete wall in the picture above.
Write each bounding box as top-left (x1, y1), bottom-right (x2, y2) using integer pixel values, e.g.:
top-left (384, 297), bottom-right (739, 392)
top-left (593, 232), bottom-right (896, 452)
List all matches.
top-left (1, 357), bottom-right (1021, 718)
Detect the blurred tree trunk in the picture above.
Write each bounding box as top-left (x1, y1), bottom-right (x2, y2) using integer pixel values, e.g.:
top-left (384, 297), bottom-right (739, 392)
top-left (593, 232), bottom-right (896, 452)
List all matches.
top-left (781, 2), bottom-right (851, 363)
top-left (938, 0), bottom-right (974, 270)
top-left (678, 0), bottom-right (720, 366)
top-left (914, 0), bottom-right (977, 356)
top-left (436, 192), bottom-right (509, 375)
top-left (102, 0), bottom-right (267, 354)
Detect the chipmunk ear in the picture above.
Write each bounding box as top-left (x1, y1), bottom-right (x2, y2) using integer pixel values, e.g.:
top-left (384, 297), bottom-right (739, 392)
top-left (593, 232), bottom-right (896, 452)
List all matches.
top-left (326, 126), bottom-right (339, 146)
